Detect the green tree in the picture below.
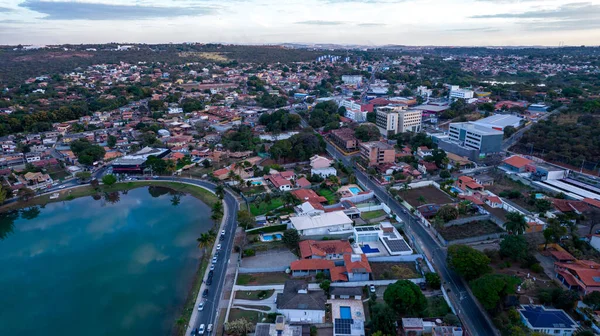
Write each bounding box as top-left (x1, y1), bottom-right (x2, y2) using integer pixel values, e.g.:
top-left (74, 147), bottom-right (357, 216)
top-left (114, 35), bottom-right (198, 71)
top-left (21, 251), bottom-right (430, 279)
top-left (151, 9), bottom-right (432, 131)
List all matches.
top-left (369, 303), bottom-right (397, 336)
top-left (18, 187), bottom-right (35, 202)
top-left (102, 174), bottom-right (117, 186)
top-left (354, 124), bottom-right (381, 142)
top-left (583, 291), bottom-right (600, 310)
top-left (70, 138), bottom-right (106, 165)
top-left (439, 170), bottom-right (451, 179)
top-left (503, 211), bottom-right (529, 235)
top-left (383, 280), bottom-right (427, 316)
top-left (437, 205), bottom-right (459, 222)
top-left (425, 272), bottom-right (441, 289)
top-left (107, 135), bottom-right (117, 148)
top-left (197, 230), bottom-right (216, 254)
top-left (319, 280), bottom-right (331, 294)
top-left (75, 171), bottom-right (92, 181)
top-left (211, 201), bottom-right (224, 224)
top-left (237, 210), bottom-right (256, 230)
top-left (447, 245), bottom-right (491, 280)
top-left (225, 318), bottom-right (253, 336)
top-left (470, 273), bottom-right (520, 310)
top-left (282, 229), bottom-right (300, 250)
top-left (0, 187), bottom-right (8, 205)
top-left (499, 235), bottom-right (529, 262)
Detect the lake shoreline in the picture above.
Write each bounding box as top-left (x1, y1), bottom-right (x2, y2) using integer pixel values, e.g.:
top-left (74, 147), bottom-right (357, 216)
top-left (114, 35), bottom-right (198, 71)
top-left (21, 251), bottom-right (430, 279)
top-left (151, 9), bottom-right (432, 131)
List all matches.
top-left (1, 181), bottom-right (221, 336)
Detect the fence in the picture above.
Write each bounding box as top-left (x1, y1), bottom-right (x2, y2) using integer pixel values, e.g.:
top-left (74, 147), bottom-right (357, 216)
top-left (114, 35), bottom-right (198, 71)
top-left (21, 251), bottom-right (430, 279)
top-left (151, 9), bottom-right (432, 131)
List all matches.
top-left (369, 254), bottom-right (424, 262)
top-left (407, 180), bottom-right (441, 189)
top-left (444, 214), bottom-right (491, 227)
top-left (238, 266), bottom-right (288, 274)
top-left (438, 232), bottom-right (505, 246)
top-left (329, 278), bottom-right (424, 287)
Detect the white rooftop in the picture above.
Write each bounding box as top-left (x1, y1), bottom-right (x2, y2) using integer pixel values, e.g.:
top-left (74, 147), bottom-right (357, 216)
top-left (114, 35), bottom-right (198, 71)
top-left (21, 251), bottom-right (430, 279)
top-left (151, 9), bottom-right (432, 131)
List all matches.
top-left (290, 211), bottom-right (353, 231)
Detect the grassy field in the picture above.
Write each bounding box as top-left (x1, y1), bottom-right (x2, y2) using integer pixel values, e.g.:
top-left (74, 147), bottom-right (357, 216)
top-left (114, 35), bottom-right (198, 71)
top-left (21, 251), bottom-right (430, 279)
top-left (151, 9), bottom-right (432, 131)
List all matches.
top-left (227, 309), bottom-right (262, 325)
top-left (0, 180), bottom-right (220, 212)
top-left (425, 296), bottom-right (451, 318)
top-left (371, 262), bottom-right (420, 280)
top-left (249, 199), bottom-right (284, 216)
top-left (235, 290), bottom-right (275, 300)
top-left (236, 272), bottom-right (290, 285)
top-left (360, 209), bottom-right (387, 221)
top-left (317, 188), bottom-right (337, 204)
top-left (438, 220), bottom-right (504, 241)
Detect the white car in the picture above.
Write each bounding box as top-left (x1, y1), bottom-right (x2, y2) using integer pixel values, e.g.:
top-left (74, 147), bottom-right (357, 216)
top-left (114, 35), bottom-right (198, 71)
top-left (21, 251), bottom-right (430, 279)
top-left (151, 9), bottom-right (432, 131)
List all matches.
top-left (210, 264), bottom-right (215, 271)
top-left (58, 185), bottom-right (66, 189)
top-left (370, 285), bottom-right (376, 293)
top-left (198, 302), bottom-right (204, 311)
top-left (221, 230), bottom-right (225, 236)
top-left (216, 244), bottom-right (221, 251)
top-left (207, 324), bottom-right (213, 333)
top-left (212, 256), bottom-right (217, 264)
top-left (199, 324), bottom-right (205, 335)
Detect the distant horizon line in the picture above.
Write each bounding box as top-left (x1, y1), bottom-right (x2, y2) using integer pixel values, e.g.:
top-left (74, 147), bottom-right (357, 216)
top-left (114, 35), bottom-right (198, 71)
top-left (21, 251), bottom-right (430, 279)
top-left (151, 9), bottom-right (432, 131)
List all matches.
top-left (2, 42), bottom-right (599, 49)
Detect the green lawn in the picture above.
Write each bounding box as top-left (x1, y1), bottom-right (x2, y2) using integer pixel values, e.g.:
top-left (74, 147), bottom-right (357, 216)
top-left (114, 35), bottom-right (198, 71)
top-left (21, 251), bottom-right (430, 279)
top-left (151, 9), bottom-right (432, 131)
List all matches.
top-left (227, 309), bottom-right (262, 324)
top-left (236, 272), bottom-right (290, 285)
top-left (235, 290), bottom-right (275, 300)
top-left (360, 209), bottom-right (388, 221)
top-left (425, 296), bottom-right (451, 318)
top-left (249, 199), bottom-right (284, 216)
top-left (317, 188), bottom-right (336, 204)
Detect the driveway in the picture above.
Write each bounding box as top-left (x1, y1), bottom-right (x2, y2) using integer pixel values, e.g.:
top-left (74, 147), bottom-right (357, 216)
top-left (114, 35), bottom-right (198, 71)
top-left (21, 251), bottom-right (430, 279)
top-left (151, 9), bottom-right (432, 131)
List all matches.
top-left (241, 248), bottom-right (298, 269)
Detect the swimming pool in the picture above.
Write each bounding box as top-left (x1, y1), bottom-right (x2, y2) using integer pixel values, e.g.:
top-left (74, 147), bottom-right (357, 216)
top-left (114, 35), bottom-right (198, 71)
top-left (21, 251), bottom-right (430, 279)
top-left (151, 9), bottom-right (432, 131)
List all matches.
top-left (262, 233), bottom-right (283, 242)
top-left (340, 306), bottom-right (352, 319)
top-left (450, 187), bottom-right (462, 194)
top-left (349, 187), bottom-right (361, 195)
top-left (361, 244), bottom-right (380, 254)
top-left (251, 181), bottom-right (262, 186)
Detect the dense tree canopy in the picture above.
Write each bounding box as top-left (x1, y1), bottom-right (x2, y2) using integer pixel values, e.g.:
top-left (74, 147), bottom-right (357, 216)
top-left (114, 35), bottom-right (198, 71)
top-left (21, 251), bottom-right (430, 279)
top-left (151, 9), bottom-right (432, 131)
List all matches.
top-left (70, 138), bottom-right (106, 165)
top-left (471, 274), bottom-right (520, 310)
top-left (447, 244), bottom-right (491, 280)
top-left (269, 130), bottom-right (326, 161)
top-left (383, 280), bottom-right (427, 316)
top-left (354, 124), bottom-right (381, 142)
top-left (258, 109), bottom-right (301, 132)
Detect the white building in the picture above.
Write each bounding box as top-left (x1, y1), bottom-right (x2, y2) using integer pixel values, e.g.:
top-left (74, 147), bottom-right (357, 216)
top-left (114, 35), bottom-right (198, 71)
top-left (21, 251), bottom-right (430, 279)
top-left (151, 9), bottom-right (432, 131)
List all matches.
top-left (168, 107), bottom-right (183, 114)
top-left (398, 109), bottom-right (423, 133)
top-left (375, 105), bottom-right (406, 136)
top-left (417, 86), bottom-right (432, 98)
top-left (277, 280), bottom-right (326, 323)
top-left (340, 100), bottom-right (367, 122)
top-left (342, 75), bottom-right (363, 86)
top-left (518, 305), bottom-right (577, 336)
top-left (289, 211), bottom-right (354, 236)
top-left (473, 114), bottom-right (523, 131)
top-left (449, 86), bottom-right (474, 100)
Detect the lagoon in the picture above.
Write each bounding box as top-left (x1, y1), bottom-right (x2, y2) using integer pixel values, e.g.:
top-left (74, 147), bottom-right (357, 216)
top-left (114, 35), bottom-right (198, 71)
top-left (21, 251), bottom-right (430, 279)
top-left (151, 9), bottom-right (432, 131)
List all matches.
top-left (0, 186), bottom-right (211, 336)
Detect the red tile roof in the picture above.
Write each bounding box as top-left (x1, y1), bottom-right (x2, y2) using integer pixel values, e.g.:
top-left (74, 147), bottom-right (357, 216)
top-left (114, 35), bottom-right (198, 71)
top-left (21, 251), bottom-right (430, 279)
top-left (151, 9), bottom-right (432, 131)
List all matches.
top-left (330, 266), bottom-right (349, 282)
top-left (503, 155), bottom-right (534, 169)
top-left (299, 240), bottom-right (353, 259)
top-left (550, 250), bottom-right (576, 262)
top-left (290, 259), bottom-right (335, 271)
top-left (296, 177), bottom-right (311, 188)
top-left (344, 254), bottom-right (372, 274)
top-left (291, 189), bottom-right (327, 204)
top-left (556, 260), bottom-right (600, 288)
top-left (583, 198), bottom-right (600, 209)
top-left (551, 198), bottom-right (590, 213)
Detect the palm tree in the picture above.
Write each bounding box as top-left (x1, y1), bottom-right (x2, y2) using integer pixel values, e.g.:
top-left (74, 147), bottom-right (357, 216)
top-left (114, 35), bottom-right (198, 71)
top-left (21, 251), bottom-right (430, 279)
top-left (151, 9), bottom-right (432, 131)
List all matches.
top-left (215, 185), bottom-right (225, 199)
top-left (417, 195), bottom-right (426, 205)
top-left (503, 211), bottom-right (529, 235)
top-left (197, 230), bottom-right (216, 254)
top-left (211, 201), bottom-right (224, 224)
top-left (282, 192), bottom-right (296, 208)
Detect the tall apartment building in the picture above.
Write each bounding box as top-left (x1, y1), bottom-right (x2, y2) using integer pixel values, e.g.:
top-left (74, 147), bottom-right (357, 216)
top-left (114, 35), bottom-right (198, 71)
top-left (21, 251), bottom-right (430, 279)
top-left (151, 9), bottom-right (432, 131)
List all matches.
top-left (341, 75), bottom-right (363, 85)
top-left (375, 105), bottom-right (406, 136)
top-left (376, 105), bottom-right (422, 136)
top-left (448, 122), bottom-right (503, 155)
top-left (398, 109), bottom-right (423, 133)
top-left (360, 141), bottom-right (395, 166)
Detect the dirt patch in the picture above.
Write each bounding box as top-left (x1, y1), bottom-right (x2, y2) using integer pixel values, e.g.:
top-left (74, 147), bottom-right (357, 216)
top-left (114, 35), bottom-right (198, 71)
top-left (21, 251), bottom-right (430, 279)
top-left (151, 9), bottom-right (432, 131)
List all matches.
top-left (371, 262), bottom-right (420, 280)
top-left (402, 185), bottom-right (454, 207)
top-left (438, 220), bottom-right (504, 241)
top-left (178, 51), bottom-right (229, 62)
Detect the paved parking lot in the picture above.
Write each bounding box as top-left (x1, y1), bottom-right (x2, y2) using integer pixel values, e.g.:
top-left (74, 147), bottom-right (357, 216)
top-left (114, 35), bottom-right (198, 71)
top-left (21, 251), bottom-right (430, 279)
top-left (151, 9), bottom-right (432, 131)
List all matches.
top-left (241, 249), bottom-right (298, 269)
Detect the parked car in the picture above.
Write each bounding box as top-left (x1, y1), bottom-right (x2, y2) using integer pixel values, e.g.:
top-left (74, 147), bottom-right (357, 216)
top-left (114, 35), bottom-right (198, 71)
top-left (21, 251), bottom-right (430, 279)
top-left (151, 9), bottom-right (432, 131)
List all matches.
top-left (206, 277), bottom-right (212, 285)
top-left (216, 244), bottom-right (221, 251)
top-left (207, 324), bottom-right (213, 333)
top-left (202, 289), bottom-right (209, 298)
top-left (221, 230), bottom-right (226, 236)
top-left (208, 270), bottom-right (214, 278)
top-left (210, 264), bottom-right (215, 271)
top-left (198, 302), bottom-right (204, 311)
top-left (369, 285), bottom-right (376, 293)
top-left (212, 256), bottom-right (217, 264)
top-left (199, 324), bottom-right (205, 335)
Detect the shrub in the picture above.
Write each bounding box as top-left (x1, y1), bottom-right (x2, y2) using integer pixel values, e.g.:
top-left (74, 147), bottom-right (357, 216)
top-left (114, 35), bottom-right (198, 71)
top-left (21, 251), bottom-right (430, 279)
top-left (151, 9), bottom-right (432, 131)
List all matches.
top-left (530, 263), bottom-right (543, 273)
top-left (425, 272), bottom-right (441, 289)
top-left (243, 249), bottom-right (256, 257)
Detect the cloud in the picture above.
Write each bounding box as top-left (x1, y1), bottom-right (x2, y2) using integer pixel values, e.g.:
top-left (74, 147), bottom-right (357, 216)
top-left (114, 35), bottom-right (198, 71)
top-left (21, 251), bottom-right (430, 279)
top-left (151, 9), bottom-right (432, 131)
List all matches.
top-left (324, 0), bottom-right (407, 3)
top-left (470, 2), bottom-right (599, 19)
top-left (19, 0), bottom-right (216, 20)
top-left (0, 7), bottom-right (13, 12)
top-left (448, 27), bottom-right (501, 32)
top-left (469, 2), bottom-right (600, 31)
top-left (295, 20), bottom-right (346, 25)
top-left (357, 23), bottom-right (388, 27)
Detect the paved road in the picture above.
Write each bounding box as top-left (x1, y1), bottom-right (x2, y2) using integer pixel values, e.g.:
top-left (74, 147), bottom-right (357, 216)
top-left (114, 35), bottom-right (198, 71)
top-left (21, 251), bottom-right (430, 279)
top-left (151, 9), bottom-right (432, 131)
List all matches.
top-left (324, 142), bottom-right (495, 336)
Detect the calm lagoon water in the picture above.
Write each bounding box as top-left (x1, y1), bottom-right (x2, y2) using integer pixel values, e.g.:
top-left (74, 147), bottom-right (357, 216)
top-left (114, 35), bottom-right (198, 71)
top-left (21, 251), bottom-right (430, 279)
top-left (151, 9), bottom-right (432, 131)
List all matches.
top-left (0, 186), bottom-right (211, 336)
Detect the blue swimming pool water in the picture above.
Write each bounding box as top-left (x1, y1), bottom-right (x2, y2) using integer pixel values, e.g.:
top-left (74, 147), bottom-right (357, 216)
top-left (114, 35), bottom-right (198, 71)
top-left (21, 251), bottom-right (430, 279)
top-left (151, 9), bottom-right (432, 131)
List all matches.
top-left (349, 187), bottom-right (361, 195)
top-left (361, 244), bottom-right (380, 254)
top-left (263, 233), bottom-right (283, 241)
top-left (251, 181), bottom-right (262, 186)
top-left (340, 306), bottom-right (352, 319)
top-left (450, 187), bottom-right (462, 194)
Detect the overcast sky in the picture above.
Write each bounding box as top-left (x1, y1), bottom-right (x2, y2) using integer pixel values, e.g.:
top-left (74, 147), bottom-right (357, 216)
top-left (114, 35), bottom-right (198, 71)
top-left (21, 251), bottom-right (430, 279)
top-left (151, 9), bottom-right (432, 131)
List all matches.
top-left (1, 0), bottom-right (599, 46)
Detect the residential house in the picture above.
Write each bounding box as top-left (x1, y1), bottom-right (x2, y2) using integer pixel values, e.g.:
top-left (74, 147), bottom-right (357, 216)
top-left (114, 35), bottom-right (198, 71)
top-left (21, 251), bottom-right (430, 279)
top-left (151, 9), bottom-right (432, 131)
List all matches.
top-left (23, 172), bottom-right (53, 190)
top-left (455, 176), bottom-right (484, 195)
top-left (291, 189), bottom-right (327, 205)
top-left (299, 240), bottom-right (353, 260)
top-left (329, 287), bottom-right (362, 301)
top-left (266, 171), bottom-right (296, 191)
top-left (290, 253), bottom-right (371, 282)
top-left (288, 211), bottom-right (354, 236)
top-left (310, 154), bottom-right (337, 178)
top-left (555, 259), bottom-right (600, 295)
top-left (518, 305), bottom-right (577, 336)
top-left (254, 316), bottom-right (303, 336)
top-left (276, 280), bottom-right (326, 323)
top-left (417, 146), bottom-right (432, 157)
